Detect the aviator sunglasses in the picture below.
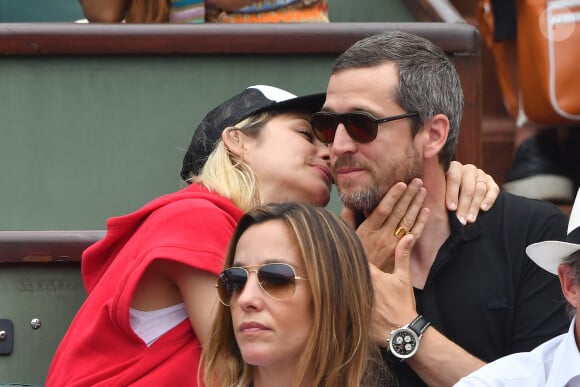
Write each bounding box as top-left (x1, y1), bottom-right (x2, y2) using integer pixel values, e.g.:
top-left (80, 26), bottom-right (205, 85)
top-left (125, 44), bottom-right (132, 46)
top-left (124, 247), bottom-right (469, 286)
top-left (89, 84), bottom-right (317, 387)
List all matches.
top-left (310, 111), bottom-right (419, 144)
top-left (216, 262), bottom-right (308, 306)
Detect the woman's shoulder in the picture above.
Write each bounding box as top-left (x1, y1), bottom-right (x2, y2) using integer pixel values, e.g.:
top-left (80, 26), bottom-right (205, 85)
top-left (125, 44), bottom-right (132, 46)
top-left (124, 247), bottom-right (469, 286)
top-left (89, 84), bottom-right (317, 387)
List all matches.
top-left (151, 185), bottom-right (242, 224)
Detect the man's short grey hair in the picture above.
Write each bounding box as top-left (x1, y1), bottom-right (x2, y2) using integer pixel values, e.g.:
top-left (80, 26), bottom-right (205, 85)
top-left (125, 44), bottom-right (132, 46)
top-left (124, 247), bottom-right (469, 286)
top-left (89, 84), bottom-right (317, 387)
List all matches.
top-left (332, 31), bottom-right (464, 171)
top-left (562, 250), bottom-right (580, 285)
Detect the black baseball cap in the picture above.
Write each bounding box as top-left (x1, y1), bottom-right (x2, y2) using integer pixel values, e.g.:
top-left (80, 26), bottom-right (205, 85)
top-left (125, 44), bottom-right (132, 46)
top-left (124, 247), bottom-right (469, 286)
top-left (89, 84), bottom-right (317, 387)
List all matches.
top-left (180, 85), bottom-right (326, 180)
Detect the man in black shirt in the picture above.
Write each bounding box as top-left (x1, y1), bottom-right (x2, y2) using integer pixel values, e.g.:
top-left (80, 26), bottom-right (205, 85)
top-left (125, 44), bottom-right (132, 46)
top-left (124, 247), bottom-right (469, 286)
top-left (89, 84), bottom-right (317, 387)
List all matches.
top-left (312, 31), bottom-right (569, 386)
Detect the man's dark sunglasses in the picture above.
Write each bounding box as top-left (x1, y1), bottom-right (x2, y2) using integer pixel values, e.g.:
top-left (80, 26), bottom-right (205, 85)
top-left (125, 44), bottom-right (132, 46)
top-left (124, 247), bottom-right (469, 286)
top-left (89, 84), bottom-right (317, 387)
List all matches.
top-left (310, 111), bottom-right (419, 144)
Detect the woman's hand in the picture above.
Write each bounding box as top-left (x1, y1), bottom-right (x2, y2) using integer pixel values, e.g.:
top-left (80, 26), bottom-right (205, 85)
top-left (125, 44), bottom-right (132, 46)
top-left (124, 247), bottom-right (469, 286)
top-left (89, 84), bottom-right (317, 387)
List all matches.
top-left (445, 161), bottom-right (499, 225)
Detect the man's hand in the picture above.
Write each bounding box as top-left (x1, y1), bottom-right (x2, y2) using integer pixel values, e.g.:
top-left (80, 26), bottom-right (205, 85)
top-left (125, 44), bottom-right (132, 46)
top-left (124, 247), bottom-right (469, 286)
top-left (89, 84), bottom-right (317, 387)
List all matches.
top-left (369, 233), bottom-right (419, 343)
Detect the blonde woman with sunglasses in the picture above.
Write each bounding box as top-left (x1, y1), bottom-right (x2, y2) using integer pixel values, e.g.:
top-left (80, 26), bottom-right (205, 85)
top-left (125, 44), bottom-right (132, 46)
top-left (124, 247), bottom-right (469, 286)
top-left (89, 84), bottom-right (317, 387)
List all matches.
top-left (204, 201), bottom-right (394, 386)
top-left (46, 85), bottom-right (496, 386)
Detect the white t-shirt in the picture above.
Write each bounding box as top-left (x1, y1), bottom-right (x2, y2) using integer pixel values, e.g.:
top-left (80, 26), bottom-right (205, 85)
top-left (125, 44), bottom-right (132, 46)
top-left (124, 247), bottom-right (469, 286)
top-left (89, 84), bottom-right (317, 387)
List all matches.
top-left (129, 303), bottom-right (187, 346)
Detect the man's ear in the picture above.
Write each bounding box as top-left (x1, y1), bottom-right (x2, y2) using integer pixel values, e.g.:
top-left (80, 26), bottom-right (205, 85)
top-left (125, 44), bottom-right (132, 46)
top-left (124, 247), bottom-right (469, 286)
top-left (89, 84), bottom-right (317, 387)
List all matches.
top-left (558, 263), bottom-right (579, 308)
top-left (221, 127), bottom-right (246, 159)
top-left (417, 114), bottom-right (449, 160)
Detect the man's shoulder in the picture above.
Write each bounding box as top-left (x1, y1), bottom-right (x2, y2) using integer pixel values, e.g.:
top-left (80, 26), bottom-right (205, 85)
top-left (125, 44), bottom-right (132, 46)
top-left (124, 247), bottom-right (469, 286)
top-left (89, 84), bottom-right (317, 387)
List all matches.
top-left (456, 191), bottom-right (568, 245)
top-left (490, 191), bottom-right (566, 219)
top-left (496, 190), bottom-right (562, 209)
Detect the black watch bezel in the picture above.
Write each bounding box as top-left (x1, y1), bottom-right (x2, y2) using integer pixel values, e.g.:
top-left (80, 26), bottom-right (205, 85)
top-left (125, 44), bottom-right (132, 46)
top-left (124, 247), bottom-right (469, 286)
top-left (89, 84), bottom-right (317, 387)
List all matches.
top-left (388, 315), bottom-right (430, 360)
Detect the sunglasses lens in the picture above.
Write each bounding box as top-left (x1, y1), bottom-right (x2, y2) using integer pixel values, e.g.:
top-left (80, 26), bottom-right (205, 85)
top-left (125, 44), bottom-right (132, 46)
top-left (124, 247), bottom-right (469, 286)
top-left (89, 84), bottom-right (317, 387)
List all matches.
top-left (345, 113), bottom-right (377, 143)
top-left (311, 113), bottom-right (338, 143)
top-left (217, 267), bottom-right (247, 306)
top-left (257, 263), bottom-right (297, 300)
top-left (311, 112), bottom-right (377, 143)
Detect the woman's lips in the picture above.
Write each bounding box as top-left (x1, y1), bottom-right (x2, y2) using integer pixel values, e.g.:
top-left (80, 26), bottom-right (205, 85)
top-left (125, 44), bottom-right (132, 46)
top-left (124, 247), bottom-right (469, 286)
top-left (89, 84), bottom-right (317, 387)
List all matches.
top-left (239, 321), bottom-right (269, 334)
top-left (312, 164), bottom-right (333, 186)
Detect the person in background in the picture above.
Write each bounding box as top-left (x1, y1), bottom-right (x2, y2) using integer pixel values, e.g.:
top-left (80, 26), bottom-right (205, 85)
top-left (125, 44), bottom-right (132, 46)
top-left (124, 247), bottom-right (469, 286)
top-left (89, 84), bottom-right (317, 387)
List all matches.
top-left (456, 188), bottom-right (580, 386)
top-left (78, 0), bottom-right (327, 23)
top-left (79, 0), bottom-right (205, 23)
top-left (478, 0), bottom-right (579, 203)
top-left (314, 31), bottom-right (570, 386)
top-left (205, 0), bottom-right (328, 23)
top-left (45, 84), bottom-right (496, 386)
top-left (203, 201), bottom-right (395, 386)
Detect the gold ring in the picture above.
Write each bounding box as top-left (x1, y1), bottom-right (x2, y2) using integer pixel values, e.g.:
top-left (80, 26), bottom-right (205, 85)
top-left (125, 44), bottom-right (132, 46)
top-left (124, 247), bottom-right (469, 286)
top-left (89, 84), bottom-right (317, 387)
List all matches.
top-left (394, 226), bottom-right (410, 240)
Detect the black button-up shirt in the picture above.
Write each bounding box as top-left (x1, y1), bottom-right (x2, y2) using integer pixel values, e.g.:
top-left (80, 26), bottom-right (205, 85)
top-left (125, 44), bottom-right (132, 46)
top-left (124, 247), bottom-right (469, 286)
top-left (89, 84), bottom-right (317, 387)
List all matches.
top-left (385, 192), bottom-right (569, 386)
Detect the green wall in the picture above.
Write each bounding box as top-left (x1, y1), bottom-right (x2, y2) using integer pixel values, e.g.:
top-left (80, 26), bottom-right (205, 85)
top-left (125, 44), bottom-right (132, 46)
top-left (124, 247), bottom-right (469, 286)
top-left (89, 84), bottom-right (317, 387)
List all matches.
top-left (0, 0), bottom-right (84, 22)
top-left (1, 55), bottom-right (340, 230)
top-left (0, 264), bottom-right (86, 385)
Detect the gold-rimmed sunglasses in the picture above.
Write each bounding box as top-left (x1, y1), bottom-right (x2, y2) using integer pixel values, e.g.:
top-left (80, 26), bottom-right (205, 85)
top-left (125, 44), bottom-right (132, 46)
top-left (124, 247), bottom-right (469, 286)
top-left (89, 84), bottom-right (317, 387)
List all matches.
top-left (216, 263), bottom-right (308, 306)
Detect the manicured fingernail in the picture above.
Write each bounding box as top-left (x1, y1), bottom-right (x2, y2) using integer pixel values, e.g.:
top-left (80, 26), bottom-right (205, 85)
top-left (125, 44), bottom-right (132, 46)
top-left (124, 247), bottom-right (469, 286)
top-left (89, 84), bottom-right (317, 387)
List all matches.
top-left (481, 203), bottom-right (489, 211)
top-left (467, 213), bottom-right (475, 222)
top-left (449, 201), bottom-right (457, 210)
top-left (458, 216), bottom-right (466, 225)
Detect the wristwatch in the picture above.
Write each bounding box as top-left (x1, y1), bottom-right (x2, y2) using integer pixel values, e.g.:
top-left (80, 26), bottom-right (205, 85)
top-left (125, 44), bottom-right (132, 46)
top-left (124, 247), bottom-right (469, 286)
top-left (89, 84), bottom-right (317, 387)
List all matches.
top-left (387, 315), bottom-right (431, 360)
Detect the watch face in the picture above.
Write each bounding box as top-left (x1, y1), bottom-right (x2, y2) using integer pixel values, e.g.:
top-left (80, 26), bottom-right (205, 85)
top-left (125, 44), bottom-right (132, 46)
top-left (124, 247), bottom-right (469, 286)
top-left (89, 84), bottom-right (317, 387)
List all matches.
top-left (389, 328), bottom-right (419, 359)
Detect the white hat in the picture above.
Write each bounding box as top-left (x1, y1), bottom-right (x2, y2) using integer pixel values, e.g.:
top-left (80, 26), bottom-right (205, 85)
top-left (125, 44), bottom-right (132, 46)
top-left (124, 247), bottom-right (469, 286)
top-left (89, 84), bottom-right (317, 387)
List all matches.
top-left (526, 189), bottom-right (580, 275)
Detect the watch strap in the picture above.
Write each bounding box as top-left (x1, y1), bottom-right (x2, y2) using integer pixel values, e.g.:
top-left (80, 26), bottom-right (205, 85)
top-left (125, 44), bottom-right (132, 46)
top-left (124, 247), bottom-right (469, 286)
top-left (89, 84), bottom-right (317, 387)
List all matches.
top-left (408, 315), bottom-right (431, 337)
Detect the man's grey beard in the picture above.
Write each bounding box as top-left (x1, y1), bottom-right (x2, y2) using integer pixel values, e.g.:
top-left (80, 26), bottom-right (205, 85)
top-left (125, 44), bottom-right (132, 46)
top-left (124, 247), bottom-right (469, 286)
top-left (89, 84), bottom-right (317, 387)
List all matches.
top-left (337, 150), bottom-right (424, 213)
top-left (338, 185), bottom-right (384, 213)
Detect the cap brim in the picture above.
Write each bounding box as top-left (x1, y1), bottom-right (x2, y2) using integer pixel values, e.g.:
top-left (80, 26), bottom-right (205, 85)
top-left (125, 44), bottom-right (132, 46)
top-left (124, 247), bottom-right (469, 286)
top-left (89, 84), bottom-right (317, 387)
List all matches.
top-left (526, 241), bottom-right (580, 275)
top-left (260, 92), bottom-right (326, 115)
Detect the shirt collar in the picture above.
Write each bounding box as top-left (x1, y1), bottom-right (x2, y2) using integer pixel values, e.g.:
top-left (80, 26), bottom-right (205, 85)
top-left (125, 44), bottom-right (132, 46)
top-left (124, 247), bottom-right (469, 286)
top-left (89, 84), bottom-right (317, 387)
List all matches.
top-left (546, 317), bottom-right (580, 386)
top-left (447, 210), bottom-right (483, 242)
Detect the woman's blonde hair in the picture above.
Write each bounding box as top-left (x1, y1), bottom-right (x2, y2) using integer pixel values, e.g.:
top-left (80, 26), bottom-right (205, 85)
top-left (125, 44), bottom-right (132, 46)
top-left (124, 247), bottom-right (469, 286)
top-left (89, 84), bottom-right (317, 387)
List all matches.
top-left (202, 202), bottom-right (389, 387)
top-left (185, 111), bottom-right (276, 212)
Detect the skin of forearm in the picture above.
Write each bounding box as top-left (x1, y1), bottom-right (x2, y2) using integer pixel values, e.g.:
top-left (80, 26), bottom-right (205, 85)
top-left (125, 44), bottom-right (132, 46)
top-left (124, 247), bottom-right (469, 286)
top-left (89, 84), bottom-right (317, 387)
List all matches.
top-left (80, 0), bottom-right (128, 22)
top-left (407, 328), bottom-right (486, 387)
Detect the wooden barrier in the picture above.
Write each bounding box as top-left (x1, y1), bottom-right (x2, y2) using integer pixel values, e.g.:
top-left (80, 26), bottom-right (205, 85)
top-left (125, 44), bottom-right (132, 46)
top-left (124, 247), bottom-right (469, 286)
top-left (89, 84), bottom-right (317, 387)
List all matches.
top-left (0, 231), bottom-right (104, 263)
